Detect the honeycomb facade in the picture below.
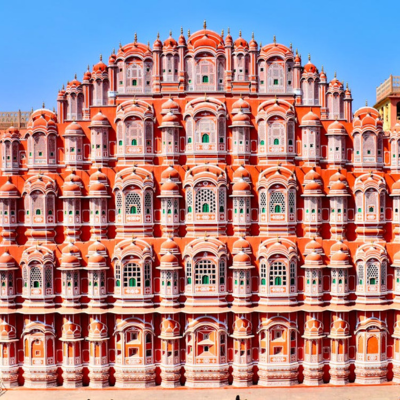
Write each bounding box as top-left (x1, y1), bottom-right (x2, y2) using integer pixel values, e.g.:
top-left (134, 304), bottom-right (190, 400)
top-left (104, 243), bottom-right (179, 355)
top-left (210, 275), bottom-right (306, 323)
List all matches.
top-left (1, 25), bottom-right (400, 388)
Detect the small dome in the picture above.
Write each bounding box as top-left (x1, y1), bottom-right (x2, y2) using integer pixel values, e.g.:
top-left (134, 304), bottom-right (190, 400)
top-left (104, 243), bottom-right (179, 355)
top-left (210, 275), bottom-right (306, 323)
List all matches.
top-left (162, 112), bottom-right (179, 123)
top-left (304, 180), bottom-right (322, 192)
top-left (88, 240), bottom-right (107, 256)
top-left (306, 251), bottom-right (323, 262)
top-left (232, 111), bottom-right (251, 124)
top-left (232, 179), bottom-right (251, 192)
top-left (90, 111), bottom-right (111, 127)
top-left (161, 180), bottom-right (179, 192)
top-left (304, 167), bottom-right (321, 182)
top-left (161, 252), bottom-right (178, 264)
top-left (234, 32), bottom-right (248, 49)
top-left (233, 251), bottom-right (251, 263)
top-left (163, 32), bottom-right (178, 49)
top-left (301, 110), bottom-right (320, 126)
top-left (304, 238), bottom-right (323, 254)
top-left (233, 165), bottom-right (250, 180)
top-left (161, 166), bottom-right (179, 181)
top-left (328, 120), bottom-right (346, 133)
top-left (65, 171), bottom-right (83, 184)
top-left (303, 58), bottom-right (317, 74)
top-left (0, 179), bottom-right (18, 195)
top-left (330, 240), bottom-right (349, 254)
top-left (160, 238), bottom-right (180, 254)
top-left (331, 250), bottom-right (348, 262)
top-left (232, 96), bottom-right (250, 112)
top-left (93, 55), bottom-right (107, 73)
top-left (88, 251), bottom-right (107, 266)
top-left (0, 251), bottom-right (16, 266)
top-left (161, 97), bottom-right (179, 113)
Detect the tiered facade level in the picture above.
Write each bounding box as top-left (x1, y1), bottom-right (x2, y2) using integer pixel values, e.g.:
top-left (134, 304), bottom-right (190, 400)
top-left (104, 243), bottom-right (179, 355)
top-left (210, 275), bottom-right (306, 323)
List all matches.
top-left (2, 25), bottom-right (400, 389)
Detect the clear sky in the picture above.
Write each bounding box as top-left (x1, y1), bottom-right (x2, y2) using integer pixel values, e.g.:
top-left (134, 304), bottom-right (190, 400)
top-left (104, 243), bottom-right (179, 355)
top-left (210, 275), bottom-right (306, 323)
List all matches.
top-left (0, 0), bottom-right (398, 112)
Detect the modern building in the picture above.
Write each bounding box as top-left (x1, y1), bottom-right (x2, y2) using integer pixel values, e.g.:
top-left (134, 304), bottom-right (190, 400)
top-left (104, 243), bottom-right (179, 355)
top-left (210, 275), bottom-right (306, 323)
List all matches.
top-left (0, 24), bottom-right (399, 389)
top-left (375, 75), bottom-right (400, 131)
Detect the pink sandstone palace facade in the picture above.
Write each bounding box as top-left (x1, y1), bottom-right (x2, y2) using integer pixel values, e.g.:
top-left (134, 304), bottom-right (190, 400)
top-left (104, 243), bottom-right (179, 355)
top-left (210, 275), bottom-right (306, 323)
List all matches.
top-left (1, 24), bottom-right (400, 389)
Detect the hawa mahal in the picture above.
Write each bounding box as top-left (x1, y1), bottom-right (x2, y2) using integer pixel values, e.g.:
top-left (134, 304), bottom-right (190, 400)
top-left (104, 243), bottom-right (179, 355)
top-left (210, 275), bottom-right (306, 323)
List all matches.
top-left (1, 23), bottom-right (400, 389)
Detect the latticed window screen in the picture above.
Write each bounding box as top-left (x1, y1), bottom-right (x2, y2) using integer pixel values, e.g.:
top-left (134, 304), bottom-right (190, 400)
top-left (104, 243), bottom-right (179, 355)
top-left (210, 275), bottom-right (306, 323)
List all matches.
top-left (267, 63), bottom-right (284, 92)
top-left (363, 132), bottom-right (375, 157)
top-left (355, 192), bottom-right (363, 213)
top-left (0, 272), bottom-right (6, 285)
top-left (269, 191), bottom-right (285, 213)
top-left (219, 188), bottom-right (225, 211)
top-left (382, 263), bottom-right (387, 285)
top-left (45, 267), bottom-right (52, 288)
top-left (144, 192), bottom-right (152, 213)
top-left (358, 264), bottom-right (364, 284)
top-left (218, 118), bottom-right (225, 141)
top-left (144, 262), bottom-right (151, 285)
top-left (289, 191), bottom-right (295, 212)
top-left (195, 189), bottom-right (216, 213)
top-left (186, 119), bottom-right (193, 142)
top-left (258, 121), bottom-right (266, 145)
top-left (196, 119), bottom-right (215, 144)
top-left (366, 190), bottom-right (377, 212)
top-left (186, 261), bottom-right (192, 283)
top-left (124, 263), bottom-right (141, 287)
top-left (219, 260), bottom-right (225, 283)
top-left (290, 263), bottom-right (296, 284)
top-left (30, 266), bottom-right (42, 287)
top-left (269, 262), bottom-right (286, 286)
top-left (186, 189), bottom-right (193, 209)
top-left (115, 263), bottom-right (121, 282)
top-left (145, 122), bottom-right (152, 144)
top-left (260, 191), bottom-right (267, 212)
top-left (116, 192), bottom-right (122, 214)
top-left (268, 122), bottom-right (284, 147)
top-left (195, 260), bottom-right (216, 285)
top-left (367, 263), bottom-right (379, 284)
top-left (260, 261), bottom-right (267, 284)
top-left (73, 272), bottom-right (79, 287)
top-left (126, 121), bottom-right (142, 145)
top-left (125, 192), bottom-right (141, 215)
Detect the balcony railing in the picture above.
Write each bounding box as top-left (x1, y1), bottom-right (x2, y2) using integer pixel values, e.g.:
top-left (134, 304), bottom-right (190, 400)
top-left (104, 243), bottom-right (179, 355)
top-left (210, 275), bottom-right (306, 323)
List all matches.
top-left (376, 75), bottom-right (400, 103)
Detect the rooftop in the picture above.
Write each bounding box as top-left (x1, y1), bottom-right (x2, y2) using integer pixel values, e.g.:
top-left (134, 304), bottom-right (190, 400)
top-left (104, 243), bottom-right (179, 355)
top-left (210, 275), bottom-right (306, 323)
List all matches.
top-left (376, 75), bottom-right (400, 103)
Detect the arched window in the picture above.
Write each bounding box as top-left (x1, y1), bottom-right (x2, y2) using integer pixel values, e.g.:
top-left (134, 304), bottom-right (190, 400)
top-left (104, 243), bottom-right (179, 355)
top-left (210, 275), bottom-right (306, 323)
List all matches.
top-left (123, 263), bottom-right (141, 288)
top-left (202, 203), bottom-right (210, 213)
top-left (202, 134), bottom-right (210, 143)
top-left (367, 262), bottom-right (379, 285)
top-left (195, 259), bottom-right (216, 285)
top-left (30, 266), bottom-right (42, 288)
top-left (260, 261), bottom-right (267, 285)
top-left (269, 191), bottom-right (285, 214)
top-left (125, 192), bottom-right (141, 216)
top-left (269, 261), bottom-right (286, 286)
top-left (132, 139), bottom-right (137, 146)
top-left (195, 188), bottom-right (216, 214)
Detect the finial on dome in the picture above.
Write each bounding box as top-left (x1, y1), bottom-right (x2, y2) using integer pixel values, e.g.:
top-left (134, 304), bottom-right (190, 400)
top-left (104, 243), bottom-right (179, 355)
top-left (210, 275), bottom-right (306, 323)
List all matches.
top-left (274, 95), bottom-right (278, 104)
top-left (308, 54), bottom-right (311, 61)
top-left (346, 82), bottom-right (349, 89)
top-left (321, 65), bottom-right (324, 72)
top-left (42, 102), bottom-right (45, 108)
top-left (74, 73), bottom-right (77, 79)
top-left (113, 48), bottom-right (115, 54)
top-left (99, 54), bottom-right (102, 61)
top-left (334, 71), bottom-right (337, 78)
top-left (62, 84), bottom-right (65, 90)
top-left (87, 65), bottom-right (90, 71)
top-left (134, 33), bottom-right (138, 43)
top-left (239, 30), bottom-right (242, 37)
top-left (290, 42), bottom-right (292, 50)
top-left (147, 41), bottom-right (150, 48)
top-left (203, 20), bottom-right (207, 29)
top-left (259, 41), bottom-right (262, 48)
top-left (221, 29), bottom-right (224, 38)
top-left (119, 42), bottom-right (122, 48)
top-left (252, 32), bottom-right (255, 40)
top-left (366, 100), bottom-right (368, 106)
top-left (180, 27), bottom-right (183, 35)
top-left (228, 27), bottom-right (230, 35)
top-left (157, 32), bottom-right (160, 39)
top-left (52, 107), bottom-right (55, 113)
top-left (204, 92), bottom-right (207, 101)
top-left (296, 48), bottom-right (298, 55)
top-left (273, 35), bottom-right (276, 44)
top-left (187, 29), bottom-right (190, 37)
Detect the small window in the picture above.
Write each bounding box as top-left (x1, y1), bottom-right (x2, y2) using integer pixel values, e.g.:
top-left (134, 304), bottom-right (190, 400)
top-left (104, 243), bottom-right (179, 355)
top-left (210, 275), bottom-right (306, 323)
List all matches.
top-left (274, 138), bottom-right (279, 145)
top-left (274, 79), bottom-right (279, 85)
top-left (132, 139), bottom-right (137, 146)
top-left (202, 76), bottom-right (209, 83)
top-left (202, 134), bottom-right (210, 143)
top-left (132, 79), bottom-right (137, 86)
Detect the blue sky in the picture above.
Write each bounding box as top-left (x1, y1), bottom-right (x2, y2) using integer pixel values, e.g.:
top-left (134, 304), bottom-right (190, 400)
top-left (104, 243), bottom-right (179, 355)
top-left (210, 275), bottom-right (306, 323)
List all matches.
top-left (0, 0), bottom-right (398, 111)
